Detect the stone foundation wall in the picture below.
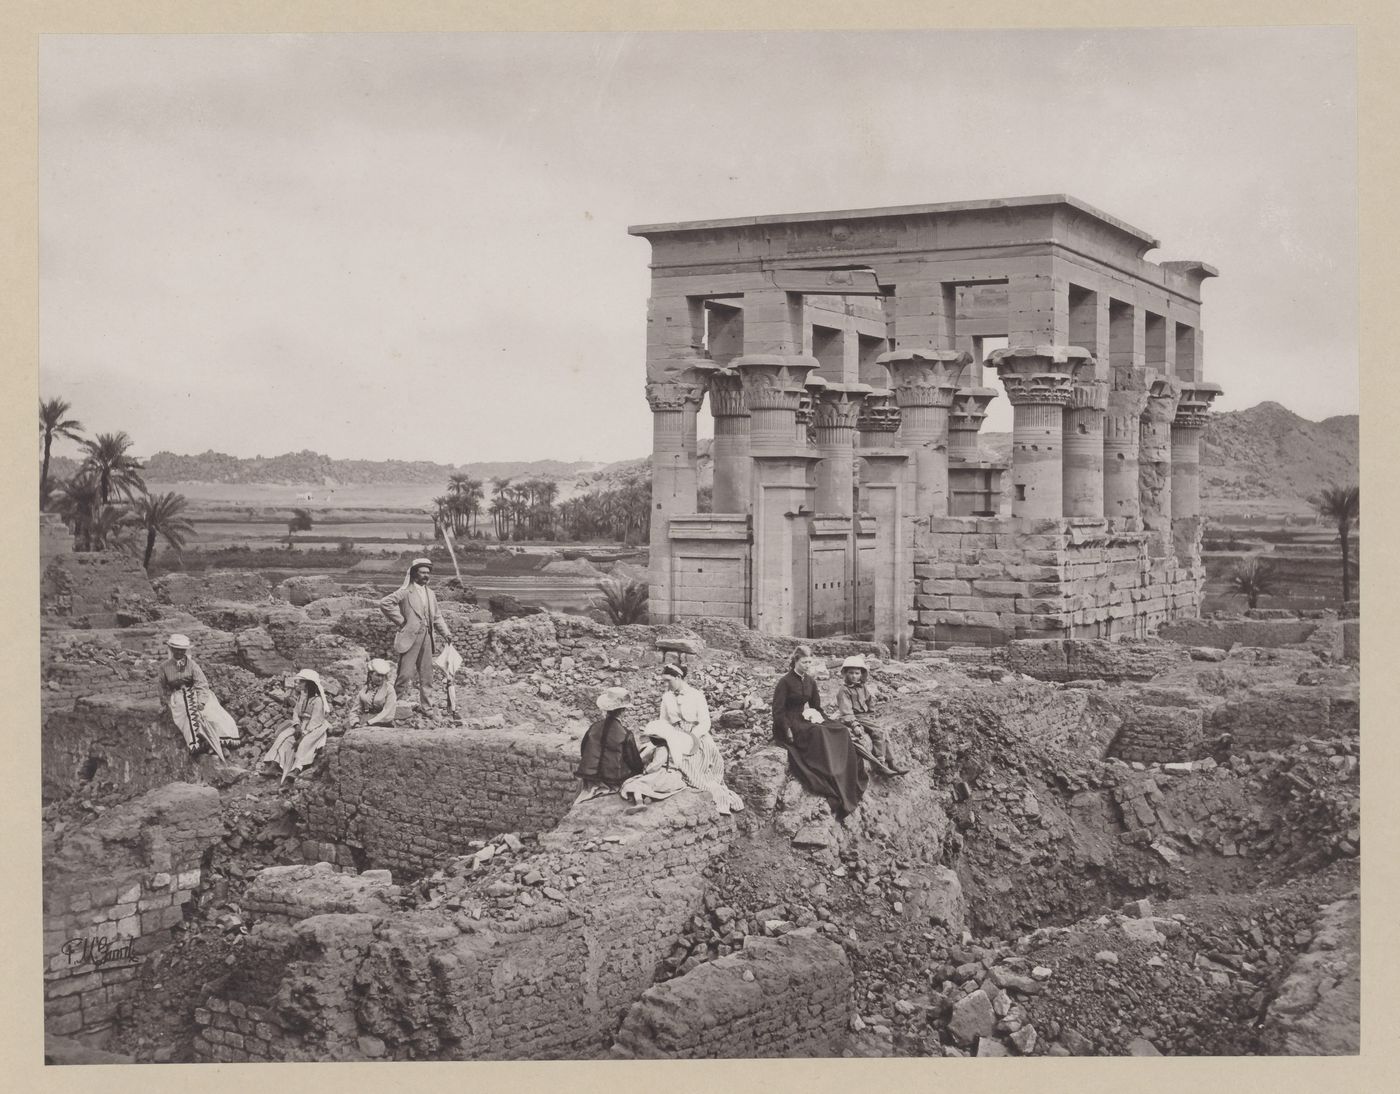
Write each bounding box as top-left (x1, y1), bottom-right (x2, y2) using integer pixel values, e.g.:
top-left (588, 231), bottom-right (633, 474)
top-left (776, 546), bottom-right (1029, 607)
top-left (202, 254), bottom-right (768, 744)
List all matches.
top-left (41, 553), bottom-right (158, 627)
top-left (302, 726), bottom-right (581, 877)
top-left (44, 784), bottom-right (221, 1040)
top-left (611, 928), bottom-right (852, 1058)
top-left (913, 517), bottom-right (1202, 647)
top-left (1108, 706), bottom-right (1206, 764)
top-left (242, 862), bottom-right (401, 926)
top-left (195, 793), bottom-right (736, 1061)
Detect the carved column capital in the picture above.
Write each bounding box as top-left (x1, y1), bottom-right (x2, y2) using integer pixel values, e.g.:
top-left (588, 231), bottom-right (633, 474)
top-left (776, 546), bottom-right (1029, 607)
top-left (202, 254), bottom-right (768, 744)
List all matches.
top-left (734, 353), bottom-right (821, 413)
top-left (1172, 380), bottom-right (1223, 430)
top-left (856, 389), bottom-right (903, 435)
top-left (990, 345), bottom-right (1094, 407)
top-left (813, 383), bottom-right (872, 434)
top-left (877, 348), bottom-right (971, 409)
top-left (706, 368), bottom-right (749, 419)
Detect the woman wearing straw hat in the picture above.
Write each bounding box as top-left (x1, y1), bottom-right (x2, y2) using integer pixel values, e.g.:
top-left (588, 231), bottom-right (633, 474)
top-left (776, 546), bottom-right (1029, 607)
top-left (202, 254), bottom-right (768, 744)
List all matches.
top-left (771, 645), bottom-right (868, 819)
top-left (357, 658), bottom-right (398, 727)
top-left (836, 655), bottom-right (908, 776)
top-left (574, 687), bottom-right (644, 803)
top-left (262, 669), bottom-right (333, 784)
top-left (377, 556), bottom-right (454, 714)
top-left (159, 633), bottom-right (240, 758)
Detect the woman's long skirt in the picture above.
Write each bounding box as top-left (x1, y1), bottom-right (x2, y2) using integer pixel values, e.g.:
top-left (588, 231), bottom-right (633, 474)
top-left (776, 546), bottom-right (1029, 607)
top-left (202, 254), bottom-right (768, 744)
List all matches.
top-left (785, 719), bottom-right (869, 816)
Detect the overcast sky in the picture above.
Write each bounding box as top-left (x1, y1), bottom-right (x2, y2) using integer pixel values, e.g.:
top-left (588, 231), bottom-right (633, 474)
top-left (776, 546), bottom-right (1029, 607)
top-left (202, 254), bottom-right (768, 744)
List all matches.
top-left (38, 28), bottom-right (1356, 466)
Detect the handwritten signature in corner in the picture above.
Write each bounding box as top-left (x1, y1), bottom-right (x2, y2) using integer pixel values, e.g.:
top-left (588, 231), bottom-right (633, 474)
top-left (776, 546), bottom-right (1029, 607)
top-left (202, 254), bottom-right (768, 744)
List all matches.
top-left (60, 935), bottom-right (138, 969)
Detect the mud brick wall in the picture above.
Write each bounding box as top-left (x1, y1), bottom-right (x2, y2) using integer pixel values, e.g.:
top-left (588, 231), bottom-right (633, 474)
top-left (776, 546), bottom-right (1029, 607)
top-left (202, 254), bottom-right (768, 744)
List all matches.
top-left (154, 570), bottom-right (273, 606)
top-left (41, 553), bottom-right (157, 626)
top-left (1108, 706), bottom-right (1205, 764)
top-left (43, 697), bottom-right (198, 804)
top-left (41, 641), bottom-right (165, 709)
top-left (44, 784), bottom-right (221, 1039)
top-left (243, 862), bottom-right (400, 926)
top-left (913, 517), bottom-right (1202, 648)
top-left (1158, 617), bottom-right (1327, 651)
top-left (303, 726), bottom-right (581, 877)
top-left (1211, 686), bottom-right (1344, 750)
top-left (196, 793), bottom-right (737, 1062)
top-left (611, 928), bottom-right (852, 1059)
top-left (996, 637), bottom-right (1188, 682)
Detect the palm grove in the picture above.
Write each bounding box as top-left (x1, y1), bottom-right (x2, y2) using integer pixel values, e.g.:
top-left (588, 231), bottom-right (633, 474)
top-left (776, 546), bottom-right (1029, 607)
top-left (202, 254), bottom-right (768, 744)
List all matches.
top-left (40, 397), bottom-right (195, 569)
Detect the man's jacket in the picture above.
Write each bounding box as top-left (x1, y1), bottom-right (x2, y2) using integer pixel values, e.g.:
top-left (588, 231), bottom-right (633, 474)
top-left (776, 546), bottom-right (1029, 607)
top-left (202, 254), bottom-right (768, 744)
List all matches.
top-left (378, 583), bottom-right (451, 655)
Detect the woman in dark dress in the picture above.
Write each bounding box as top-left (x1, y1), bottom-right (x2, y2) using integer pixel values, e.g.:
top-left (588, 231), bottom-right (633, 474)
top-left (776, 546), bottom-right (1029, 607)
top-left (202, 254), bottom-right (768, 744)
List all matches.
top-left (771, 646), bottom-right (868, 818)
top-left (575, 687), bottom-right (642, 803)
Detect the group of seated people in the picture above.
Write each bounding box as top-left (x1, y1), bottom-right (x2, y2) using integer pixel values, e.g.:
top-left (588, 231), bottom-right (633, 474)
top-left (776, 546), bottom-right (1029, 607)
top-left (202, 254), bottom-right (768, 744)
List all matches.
top-left (575, 645), bottom-right (907, 821)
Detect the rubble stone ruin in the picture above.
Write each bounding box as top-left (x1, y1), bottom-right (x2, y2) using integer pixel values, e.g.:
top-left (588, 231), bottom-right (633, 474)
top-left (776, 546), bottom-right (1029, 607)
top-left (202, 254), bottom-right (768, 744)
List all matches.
top-left (632, 195), bottom-right (1224, 654)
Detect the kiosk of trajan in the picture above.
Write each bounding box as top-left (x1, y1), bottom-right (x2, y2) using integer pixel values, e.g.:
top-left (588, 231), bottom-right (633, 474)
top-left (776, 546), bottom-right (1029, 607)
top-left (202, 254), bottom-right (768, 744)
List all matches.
top-left (629, 196), bottom-right (1223, 654)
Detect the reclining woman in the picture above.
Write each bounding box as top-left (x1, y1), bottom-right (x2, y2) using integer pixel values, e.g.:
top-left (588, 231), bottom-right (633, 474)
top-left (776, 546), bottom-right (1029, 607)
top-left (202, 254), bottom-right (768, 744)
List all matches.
top-left (771, 645), bottom-right (868, 820)
top-left (262, 668), bottom-right (333, 785)
top-left (159, 633), bottom-right (240, 759)
top-left (619, 717), bottom-right (744, 817)
top-left (575, 686), bottom-right (645, 803)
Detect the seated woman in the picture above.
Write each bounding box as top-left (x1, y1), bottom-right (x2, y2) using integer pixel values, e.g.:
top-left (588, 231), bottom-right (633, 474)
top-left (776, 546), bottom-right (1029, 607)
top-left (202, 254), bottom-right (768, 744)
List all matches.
top-left (771, 646), bottom-right (868, 820)
top-left (575, 687), bottom-right (644, 803)
top-left (620, 720), bottom-right (744, 816)
top-left (658, 663), bottom-right (711, 737)
top-left (358, 658), bottom-right (398, 726)
top-left (159, 633), bottom-right (240, 759)
top-left (836, 655), bottom-right (909, 776)
top-left (262, 669), bottom-right (332, 785)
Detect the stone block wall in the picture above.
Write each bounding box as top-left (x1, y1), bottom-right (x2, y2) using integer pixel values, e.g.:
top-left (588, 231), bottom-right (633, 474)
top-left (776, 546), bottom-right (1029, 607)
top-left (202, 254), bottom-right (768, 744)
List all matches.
top-left (44, 784), bottom-right (221, 1040)
top-left (995, 638), bottom-right (1189, 682)
top-left (611, 928), bottom-right (852, 1058)
top-left (195, 793), bottom-right (737, 1062)
top-left (1211, 686), bottom-right (1347, 751)
top-left (302, 726), bottom-right (581, 877)
top-left (242, 862), bottom-right (400, 926)
top-left (913, 517), bottom-right (1202, 647)
top-left (1108, 706), bottom-right (1206, 764)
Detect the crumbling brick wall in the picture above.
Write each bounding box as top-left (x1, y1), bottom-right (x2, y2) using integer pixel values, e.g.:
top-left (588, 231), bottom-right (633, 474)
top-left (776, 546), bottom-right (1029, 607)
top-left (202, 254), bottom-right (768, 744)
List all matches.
top-left (44, 783), bottom-right (221, 1040)
top-left (611, 928), bottom-right (852, 1058)
top-left (1108, 706), bottom-right (1205, 764)
top-left (242, 862), bottom-right (400, 926)
top-left (913, 517), bottom-right (1203, 648)
top-left (302, 726), bottom-right (581, 877)
top-left (42, 697), bottom-right (196, 804)
top-left (153, 570), bottom-right (273, 606)
top-left (41, 553), bottom-right (158, 627)
top-left (195, 792), bottom-right (737, 1061)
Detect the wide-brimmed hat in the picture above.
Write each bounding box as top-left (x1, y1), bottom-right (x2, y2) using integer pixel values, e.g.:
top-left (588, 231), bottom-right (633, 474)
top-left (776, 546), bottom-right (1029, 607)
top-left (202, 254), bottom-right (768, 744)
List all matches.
top-left (840, 655), bottom-right (868, 676)
top-left (368, 658), bottom-right (392, 676)
top-left (642, 718), bottom-right (697, 758)
top-left (166, 634), bottom-right (191, 650)
top-left (294, 668), bottom-right (323, 685)
top-left (596, 687), bottom-right (632, 712)
top-left (660, 663), bottom-right (688, 680)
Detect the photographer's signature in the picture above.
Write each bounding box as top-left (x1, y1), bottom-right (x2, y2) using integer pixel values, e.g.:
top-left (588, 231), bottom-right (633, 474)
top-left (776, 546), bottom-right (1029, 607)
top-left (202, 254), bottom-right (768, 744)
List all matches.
top-left (60, 935), bottom-right (137, 969)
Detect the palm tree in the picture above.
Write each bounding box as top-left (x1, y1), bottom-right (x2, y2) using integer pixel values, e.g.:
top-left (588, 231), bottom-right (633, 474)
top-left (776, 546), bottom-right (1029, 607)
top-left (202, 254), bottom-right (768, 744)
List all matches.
top-left (130, 491), bottom-right (197, 569)
top-left (1313, 484), bottom-right (1360, 603)
top-left (286, 507), bottom-right (313, 547)
top-left (39, 397), bottom-right (85, 509)
top-left (595, 577), bottom-right (648, 624)
top-left (52, 472), bottom-right (103, 550)
top-left (80, 431), bottom-right (144, 504)
top-left (1229, 556), bottom-right (1279, 609)
top-left (89, 503), bottom-right (133, 553)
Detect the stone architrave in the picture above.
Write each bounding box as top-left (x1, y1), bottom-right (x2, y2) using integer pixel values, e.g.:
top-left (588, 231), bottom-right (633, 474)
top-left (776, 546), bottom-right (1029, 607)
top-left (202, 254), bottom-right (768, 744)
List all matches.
top-left (736, 355), bottom-right (823, 635)
top-left (1103, 366), bottom-right (1152, 526)
top-left (1063, 380), bottom-right (1108, 518)
top-left (988, 345), bottom-right (1094, 520)
top-left (707, 368), bottom-right (751, 514)
top-left (948, 387), bottom-right (999, 463)
top-left (877, 348), bottom-right (971, 520)
top-left (813, 383), bottom-right (872, 516)
top-left (1138, 374), bottom-right (1181, 554)
top-left (646, 359), bottom-right (714, 622)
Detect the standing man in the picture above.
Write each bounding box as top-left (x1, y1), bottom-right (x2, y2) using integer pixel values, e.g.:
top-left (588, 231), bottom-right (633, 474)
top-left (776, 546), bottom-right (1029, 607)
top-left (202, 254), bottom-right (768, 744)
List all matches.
top-left (378, 557), bottom-right (454, 713)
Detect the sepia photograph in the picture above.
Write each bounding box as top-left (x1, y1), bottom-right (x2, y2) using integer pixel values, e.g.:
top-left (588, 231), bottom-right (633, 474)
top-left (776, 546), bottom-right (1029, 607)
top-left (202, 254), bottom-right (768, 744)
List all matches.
top-left (27, 19), bottom-right (1365, 1069)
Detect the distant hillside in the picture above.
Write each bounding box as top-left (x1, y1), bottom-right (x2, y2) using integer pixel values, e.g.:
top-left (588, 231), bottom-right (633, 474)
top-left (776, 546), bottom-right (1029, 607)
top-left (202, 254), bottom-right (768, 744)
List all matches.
top-left (44, 403), bottom-right (1357, 512)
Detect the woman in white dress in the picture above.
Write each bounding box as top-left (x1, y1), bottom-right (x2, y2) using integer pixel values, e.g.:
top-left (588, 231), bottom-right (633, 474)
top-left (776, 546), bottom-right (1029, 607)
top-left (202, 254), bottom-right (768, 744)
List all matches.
top-left (262, 669), bottom-right (333, 784)
top-left (619, 720), bottom-right (744, 817)
top-left (658, 663), bottom-right (711, 737)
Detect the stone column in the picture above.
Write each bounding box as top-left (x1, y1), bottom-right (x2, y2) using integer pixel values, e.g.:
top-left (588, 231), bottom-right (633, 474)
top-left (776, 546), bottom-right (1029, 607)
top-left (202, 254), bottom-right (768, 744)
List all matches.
top-left (646, 360), bottom-right (712, 622)
top-left (988, 345), bottom-right (1092, 520)
top-left (1103, 366), bottom-right (1151, 526)
top-left (796, 375), bottom-right (827, 447)
top-left (947, 387), bottom-right (998, 463)
top-left (1138, 375), bottom-right (1181, 555)
top-left (1062, 380), bottom-right (1108, 518)
top-left (877, 349), bottom-right (969, 519)
top-left (736, 354), bottom-right (822, 636)
top-left (1170, 381), bottom-right (1223, 565)
top-left (707, 367), bottom-right (751, 514)
top-left (813, 383), bottom-right (871, 516)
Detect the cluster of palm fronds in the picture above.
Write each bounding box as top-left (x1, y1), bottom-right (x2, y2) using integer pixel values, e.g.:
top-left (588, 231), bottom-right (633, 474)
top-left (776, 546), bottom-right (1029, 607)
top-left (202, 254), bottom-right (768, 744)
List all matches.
top-left (593, 576), bottom-right (648, 625)
top-left (41, 397), bottom-right (196, 567)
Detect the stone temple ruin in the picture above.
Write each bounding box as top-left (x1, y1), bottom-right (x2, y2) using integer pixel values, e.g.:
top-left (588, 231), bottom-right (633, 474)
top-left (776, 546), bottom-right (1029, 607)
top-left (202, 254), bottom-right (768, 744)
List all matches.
top-left (632, 195), bottom-right (1223, 654)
